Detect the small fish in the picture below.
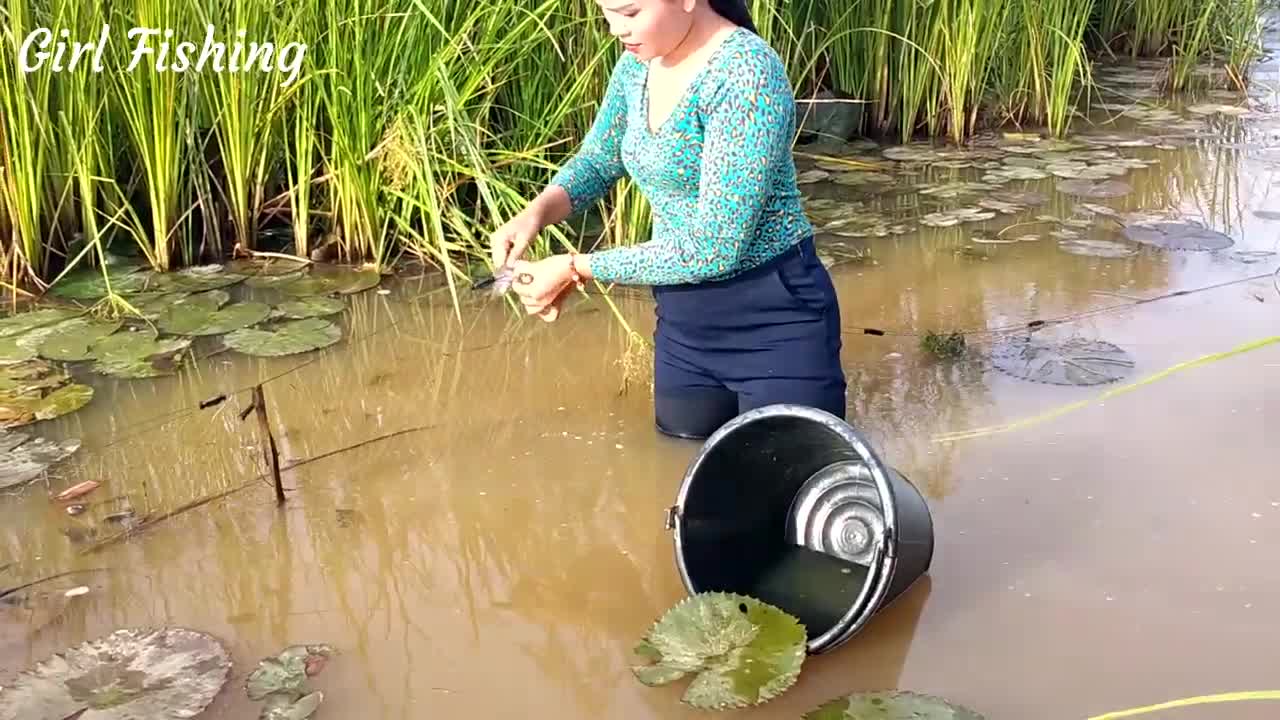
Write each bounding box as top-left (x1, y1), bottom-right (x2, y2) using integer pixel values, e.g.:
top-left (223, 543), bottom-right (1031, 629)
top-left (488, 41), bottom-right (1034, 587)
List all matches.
top-left (489, 265), bottom-right (515, 296)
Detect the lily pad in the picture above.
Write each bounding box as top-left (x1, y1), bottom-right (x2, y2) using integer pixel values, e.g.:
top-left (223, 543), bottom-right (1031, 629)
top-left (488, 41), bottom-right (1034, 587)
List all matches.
top-left (273, 297), bottom-right (346, 319)
top-left (0, 308), bottom-right (83, 338)
top-left (804, 691), bottom-right (987, 720)
top-left (0, 430), bottom-right (81, 490)
top-left (1058, 239), bottom-right (1139, 258)
top-left (0, 361), bottom-right (93, 428)
top-left (151, 265), bottom-right (247, 293)
top-left (37, 318), bottom-right (124, 362)
top-left (246, 645), bottom-right (334, 701)
top-left (0, 324), bottom-right (66, 366)
top-left (991, 334), bottom-right (1135, 386)
top-left (796, 169), bottom-right (831, 184)
top-left (88, 329), bottom-right (192, 379)
top-left (0, 626), bottom-right (231, 720)
top-left (48, 266), bottom-right (153, 301)
top-left (1057, 179), bottom-right (1133, 198)
top-left (631, 592), bottom-right (807, 711)
top-left (1120, 219), bottom-right (1234, 251)
top-left (275, 267), bottom-right (382, 297)
top-left (260, 691), bottom-right (324, 720)
top-left (224, 318), bottom-right (342, 357)
top-left (158, 294), bottom-right (271, 336)
top-left (123, 292), bottom-right (193, 321)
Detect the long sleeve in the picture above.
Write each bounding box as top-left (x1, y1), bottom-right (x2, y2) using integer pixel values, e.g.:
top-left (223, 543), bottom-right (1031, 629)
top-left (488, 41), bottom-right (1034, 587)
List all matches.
top-left (587, 52), bottom-right (793, 286)
top-left (549, 56), bottom-right (634, 215)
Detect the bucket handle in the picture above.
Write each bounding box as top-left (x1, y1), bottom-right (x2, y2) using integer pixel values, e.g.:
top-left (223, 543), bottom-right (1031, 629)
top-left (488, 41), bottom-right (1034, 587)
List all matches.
top-left (664, 505), bottom-right (680, 531)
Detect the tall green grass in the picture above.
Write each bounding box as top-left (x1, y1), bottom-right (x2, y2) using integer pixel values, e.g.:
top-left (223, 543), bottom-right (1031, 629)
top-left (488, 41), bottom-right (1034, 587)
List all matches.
top-left (0, 0), bottom-right (1269, 300)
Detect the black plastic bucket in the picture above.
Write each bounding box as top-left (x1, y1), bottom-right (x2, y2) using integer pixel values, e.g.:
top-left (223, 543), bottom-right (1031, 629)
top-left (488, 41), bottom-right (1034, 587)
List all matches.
top-left (664, 404), bottom-right (935, 654)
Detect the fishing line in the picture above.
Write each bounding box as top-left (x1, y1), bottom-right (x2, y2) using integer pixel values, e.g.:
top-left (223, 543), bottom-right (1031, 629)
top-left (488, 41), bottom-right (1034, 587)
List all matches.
top-left (1086, 690), bottom-right (1280, 719)
top-left (932, 333), bottom-right (1280, 443)
top-left (842, 270), bottom-right (1277, 340)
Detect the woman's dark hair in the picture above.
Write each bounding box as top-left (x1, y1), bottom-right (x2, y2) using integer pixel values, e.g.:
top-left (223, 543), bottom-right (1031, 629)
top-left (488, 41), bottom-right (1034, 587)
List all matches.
top-left (708, 0), bottom-right (758, 34)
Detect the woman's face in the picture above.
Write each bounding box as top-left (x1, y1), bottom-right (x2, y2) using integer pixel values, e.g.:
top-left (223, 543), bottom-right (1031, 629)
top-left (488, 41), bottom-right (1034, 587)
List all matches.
top-left (595, 0), bottom-right (693, 61)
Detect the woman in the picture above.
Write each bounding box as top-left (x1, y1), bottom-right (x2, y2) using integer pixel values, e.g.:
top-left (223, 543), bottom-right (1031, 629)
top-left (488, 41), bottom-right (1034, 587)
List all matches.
top-left (489, 0), bottom-right (846, 439)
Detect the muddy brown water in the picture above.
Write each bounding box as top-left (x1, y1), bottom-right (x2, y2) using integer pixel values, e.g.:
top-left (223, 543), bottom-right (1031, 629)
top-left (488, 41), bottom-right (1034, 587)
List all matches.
top-left (4, 70), bottom-right (1280, 720)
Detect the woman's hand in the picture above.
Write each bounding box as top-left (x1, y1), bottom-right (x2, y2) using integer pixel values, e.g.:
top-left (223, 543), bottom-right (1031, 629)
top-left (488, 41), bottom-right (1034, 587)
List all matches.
top-left (512, 254), bottom-right (581, 321)
top-left (490, 211), bottom-right (543, 270)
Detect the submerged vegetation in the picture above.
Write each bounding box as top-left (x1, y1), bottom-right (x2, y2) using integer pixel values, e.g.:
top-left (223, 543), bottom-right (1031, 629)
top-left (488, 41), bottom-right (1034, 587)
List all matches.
top-left (0, 0), bottom-right (1270, 296)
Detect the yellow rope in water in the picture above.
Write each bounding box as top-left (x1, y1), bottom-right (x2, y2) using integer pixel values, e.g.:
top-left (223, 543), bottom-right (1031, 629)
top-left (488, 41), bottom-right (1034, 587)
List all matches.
top-left (1087, 690), bottom-right (1280, 719)
top-left (933, 334), bottom-right (1280, 443)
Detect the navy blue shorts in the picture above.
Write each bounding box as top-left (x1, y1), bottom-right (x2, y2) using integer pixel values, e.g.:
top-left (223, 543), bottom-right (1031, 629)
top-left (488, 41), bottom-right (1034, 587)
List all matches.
top-left (650, 236), bottom-right (847, 439)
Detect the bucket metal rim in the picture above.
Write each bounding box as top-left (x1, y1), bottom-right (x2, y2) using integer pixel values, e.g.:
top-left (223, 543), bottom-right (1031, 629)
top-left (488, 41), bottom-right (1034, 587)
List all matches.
top-left (669, 403), bottom-right (903, 654)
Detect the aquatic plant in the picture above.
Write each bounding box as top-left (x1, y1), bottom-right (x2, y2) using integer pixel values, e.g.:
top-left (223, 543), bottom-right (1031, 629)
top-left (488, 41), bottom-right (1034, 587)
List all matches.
top-left (246, 644), bottom-right (334, 720)
top-left (631, 592), bottom-right (807, 710)
top-left (920, 331), bottom-right (967, 359)
top-left (0, 627), bottom-right (232, 719)
top-left (804, 691), bottom-right (986, 719)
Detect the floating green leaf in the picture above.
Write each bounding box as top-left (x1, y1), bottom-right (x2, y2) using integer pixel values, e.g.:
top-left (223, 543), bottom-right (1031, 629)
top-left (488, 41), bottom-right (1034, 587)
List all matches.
top-left (274, 297), bottom-right (346, 319)
top-left (803, 691), bottom-right (987, 720)
top-left (36, 318), bottom-right (123, 362)
top-left (631, 592), bottom-right (807, 711)
top-left (0, 308), bottom-right (82, 338)
top-left (246, 645), bottom-right (333, 720)
top-left (0, 430), bottom-right (81, 490)
top-left (0, 361), bottom-right (93, 428)
top-left (262, 266), bottom-right (382, 297)
top-left (224, 318), bottom-right (342, 357)
top-left (124, 291), bottom-right (193, 321)
top-left (246, 271), bottom-right (308, 289)
top-left (48, 266), bottom-right (153, 300)
top-left (158, 292), bottom-right (270, 336)
top-left (0, 627), bottom-right (231, 720)
top-left (151, 265), bottom-right (247, 293)
top-left (0, 324), bottom-right (65, 365)
top-left (88, 328), bottom-right (192, 379)
top-left (260, 691), bottom-right (324, 720)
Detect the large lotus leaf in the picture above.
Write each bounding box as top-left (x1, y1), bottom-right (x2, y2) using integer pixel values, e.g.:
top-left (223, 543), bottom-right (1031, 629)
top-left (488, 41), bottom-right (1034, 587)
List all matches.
top-left (0, 308), bottom-right (83, 338)
top-left (224, 318), bottom-right (342, 357)
top-left (803, 691), bottom-right (987, 720)
top-left (1056, 178), bottom-right (1132, 198)
top-left (1121, 220), bottom-right (1234, 251)
top-left (991, 334), bottom-right (1135, 386)
top-left (159, 292), bottom-right (269, 336)
top-left (0, 431), bottom-right (81, 489)
top-left (48, 266), bottom-right (154, 301)
top-left (0, 626), bottom-right (231, 720)
top-left (37, 318), bottom-right (124, 362)
top-left (273, 297), bottom-right (346, 319)
top-left (151, 265), bottom-right (246, 293)
top-left (631, 592), bottom-right (807, 711)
